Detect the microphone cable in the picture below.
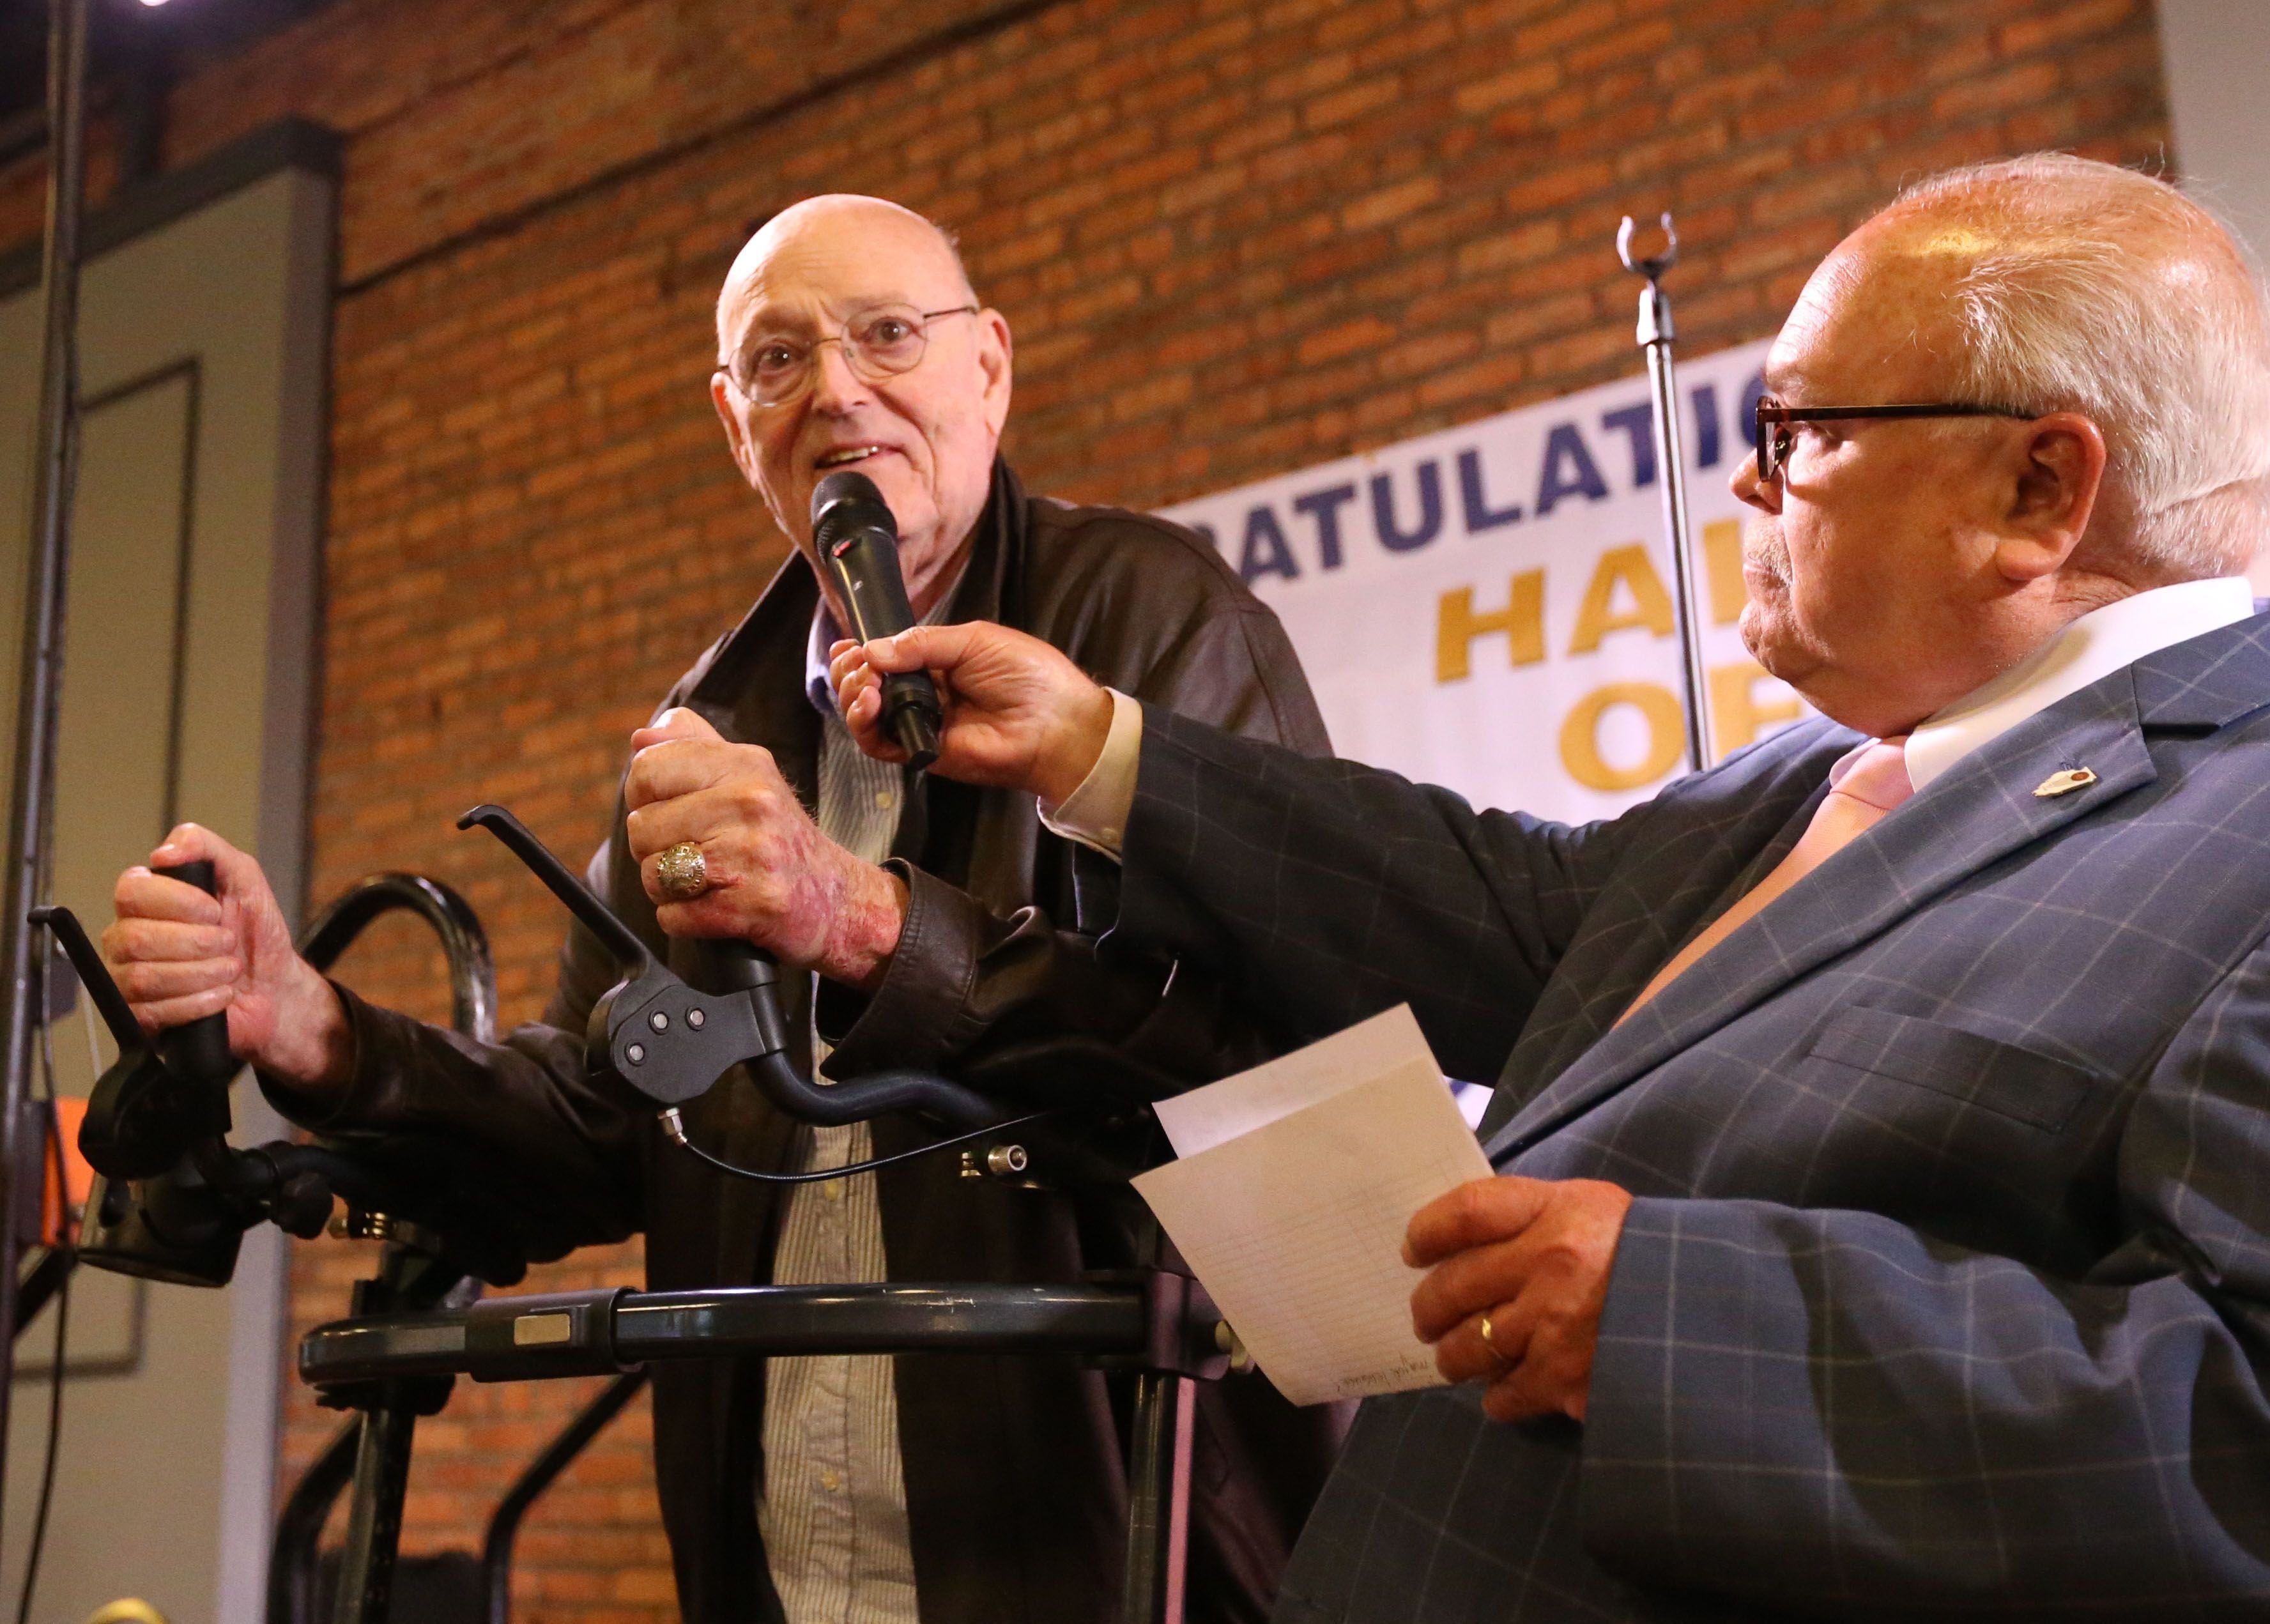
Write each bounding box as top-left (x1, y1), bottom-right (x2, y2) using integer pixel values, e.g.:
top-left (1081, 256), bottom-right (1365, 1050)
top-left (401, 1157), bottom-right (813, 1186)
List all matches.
top-left (659, 1105), bottom-right (1059, 1184)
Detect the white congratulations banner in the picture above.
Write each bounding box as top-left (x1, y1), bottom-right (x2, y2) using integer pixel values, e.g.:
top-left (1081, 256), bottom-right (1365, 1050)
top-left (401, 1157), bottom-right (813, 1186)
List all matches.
top-left (1161, 340), bottom-right (1794, 825)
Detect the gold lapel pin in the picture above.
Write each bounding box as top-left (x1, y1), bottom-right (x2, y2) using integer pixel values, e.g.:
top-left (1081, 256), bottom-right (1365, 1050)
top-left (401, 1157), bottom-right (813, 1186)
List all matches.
top-left (2033, 767), bottom-right (2097, 798)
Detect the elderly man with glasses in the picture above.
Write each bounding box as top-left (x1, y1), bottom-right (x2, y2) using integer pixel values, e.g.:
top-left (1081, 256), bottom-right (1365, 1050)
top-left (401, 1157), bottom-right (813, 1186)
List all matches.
top-left (834, 155), bottom-right (2270, 1619)
top-left (103, 195), bottom-right (1342, 1623)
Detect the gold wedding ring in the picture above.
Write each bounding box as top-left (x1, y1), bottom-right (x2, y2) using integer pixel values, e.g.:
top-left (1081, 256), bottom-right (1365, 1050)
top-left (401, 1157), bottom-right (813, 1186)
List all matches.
top-left (655, 841), bottom-right (709, 901)
top-left (1478, 1310), bottom-right (1512, 1369)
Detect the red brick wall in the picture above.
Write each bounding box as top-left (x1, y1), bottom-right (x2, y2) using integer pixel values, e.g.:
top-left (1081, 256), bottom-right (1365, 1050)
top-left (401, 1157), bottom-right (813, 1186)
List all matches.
top-left (0, 1), bottom-right (2173, 1617)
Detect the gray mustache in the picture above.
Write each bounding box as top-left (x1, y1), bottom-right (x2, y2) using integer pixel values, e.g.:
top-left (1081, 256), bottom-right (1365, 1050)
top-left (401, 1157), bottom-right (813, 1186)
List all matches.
top-left (1744, 517), bottom-right (1790, 584)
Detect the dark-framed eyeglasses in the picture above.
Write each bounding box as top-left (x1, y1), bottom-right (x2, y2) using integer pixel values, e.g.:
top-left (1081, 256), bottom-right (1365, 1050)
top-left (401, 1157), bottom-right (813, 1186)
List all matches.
top-left (731, 303), bottom-right (981, 406)
top-left (1752, 395), bottom-right (2034, 484)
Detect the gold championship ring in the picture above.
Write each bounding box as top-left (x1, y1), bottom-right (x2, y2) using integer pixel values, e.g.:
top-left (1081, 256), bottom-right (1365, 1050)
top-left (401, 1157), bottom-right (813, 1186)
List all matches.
top-left (655, 840), bottom-right (709, 901)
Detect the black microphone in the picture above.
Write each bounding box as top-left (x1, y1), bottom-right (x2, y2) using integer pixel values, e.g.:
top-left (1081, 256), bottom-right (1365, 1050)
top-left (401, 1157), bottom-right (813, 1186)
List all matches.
top-left (811, 470), bottom-right (943, 771)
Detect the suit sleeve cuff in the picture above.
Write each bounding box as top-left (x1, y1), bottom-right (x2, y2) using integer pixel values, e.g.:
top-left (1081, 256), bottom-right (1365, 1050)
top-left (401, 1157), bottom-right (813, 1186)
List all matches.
top-left (1038, 686), bottom-right (1140, 860)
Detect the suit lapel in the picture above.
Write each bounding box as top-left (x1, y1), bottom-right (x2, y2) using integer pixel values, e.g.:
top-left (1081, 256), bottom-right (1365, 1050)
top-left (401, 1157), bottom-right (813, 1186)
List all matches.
top-left (1484, 666), bottom-right (2165, 1163)
top-left (1469, 749), bottom-right (1838, 1143)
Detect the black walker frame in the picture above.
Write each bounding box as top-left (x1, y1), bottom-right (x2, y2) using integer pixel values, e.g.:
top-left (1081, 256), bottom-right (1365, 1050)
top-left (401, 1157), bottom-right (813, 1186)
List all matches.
top-left (37, 832), bottom-right (1224, 1624)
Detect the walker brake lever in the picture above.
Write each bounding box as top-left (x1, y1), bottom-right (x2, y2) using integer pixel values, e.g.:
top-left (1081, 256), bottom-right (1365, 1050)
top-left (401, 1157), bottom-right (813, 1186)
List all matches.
top-left (31, 903), bottom-right (231, 1179)
top-left (31, 904), bottom-right (140, 1052)
top-left (459, 804), bottom-right (772, 1106)
top-left (459, 803), bottom-right (1006, 1130)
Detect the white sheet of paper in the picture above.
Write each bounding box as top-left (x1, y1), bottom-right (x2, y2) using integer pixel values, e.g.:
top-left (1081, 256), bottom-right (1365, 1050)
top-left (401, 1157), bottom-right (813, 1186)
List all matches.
top-left (1151, 1004), bottom-right (1436, 1157)
top-left (1134, 1007), bottom-right (1494, 1407)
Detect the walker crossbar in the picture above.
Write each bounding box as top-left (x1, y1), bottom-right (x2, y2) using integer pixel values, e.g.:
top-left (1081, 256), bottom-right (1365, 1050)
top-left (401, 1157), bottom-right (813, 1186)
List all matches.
top-left (298, 1271), bottom-right (1225, 1624)
top-left (301, 1280), bottom-right (1178, 1386)
top-left (37, 809), bottom-right (1227, 1624)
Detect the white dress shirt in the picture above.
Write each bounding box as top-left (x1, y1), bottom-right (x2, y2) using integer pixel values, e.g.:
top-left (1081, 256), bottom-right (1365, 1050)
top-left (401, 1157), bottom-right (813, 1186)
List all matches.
top-left (1043, 577), bottom-right (2262, 855)
top-left (1902, 575), bottom-right (2255, 788)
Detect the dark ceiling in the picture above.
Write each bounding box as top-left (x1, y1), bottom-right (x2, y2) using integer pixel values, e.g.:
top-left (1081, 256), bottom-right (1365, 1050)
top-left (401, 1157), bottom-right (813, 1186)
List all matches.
top-left (1, 0), bottom-right (342, 161)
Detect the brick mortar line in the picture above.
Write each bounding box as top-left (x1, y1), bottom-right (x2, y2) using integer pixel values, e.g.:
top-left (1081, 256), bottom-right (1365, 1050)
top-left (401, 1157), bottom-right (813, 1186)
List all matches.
top-left (334, 0), bottom-right (1065, 300)
top-left (282, 0), bottom-right (655, 151)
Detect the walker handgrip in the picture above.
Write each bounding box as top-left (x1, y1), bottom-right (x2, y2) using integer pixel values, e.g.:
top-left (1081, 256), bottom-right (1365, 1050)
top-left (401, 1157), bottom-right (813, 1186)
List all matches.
top-left (705, 935), bottom-right (781, 994)
top-left (703, 940), bottom-right (1002, 1128)
top-left (155, 859), bottom-right (237, 1087)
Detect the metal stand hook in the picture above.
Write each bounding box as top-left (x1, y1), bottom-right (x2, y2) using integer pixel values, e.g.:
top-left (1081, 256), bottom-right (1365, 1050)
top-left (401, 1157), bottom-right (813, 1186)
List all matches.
top-left (1616, 212), bottom-right (1679, 280)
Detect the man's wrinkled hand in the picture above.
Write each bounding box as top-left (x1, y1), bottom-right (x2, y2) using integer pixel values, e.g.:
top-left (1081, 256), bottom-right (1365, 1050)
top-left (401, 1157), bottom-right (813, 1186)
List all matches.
top-left (102, 822), bottom-right (352, 1092)
top-left (624, 707), bottom-right (907, 990)
top-left (828, 622), bottom-right (1112, 807)
top-left (1406, 1175), bottom-right (1633, 1424)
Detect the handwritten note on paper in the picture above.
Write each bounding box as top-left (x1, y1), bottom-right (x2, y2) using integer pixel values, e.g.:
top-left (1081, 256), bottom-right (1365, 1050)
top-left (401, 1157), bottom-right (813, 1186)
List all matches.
top-left (1133, 1006), bottom-right (1494, 1407)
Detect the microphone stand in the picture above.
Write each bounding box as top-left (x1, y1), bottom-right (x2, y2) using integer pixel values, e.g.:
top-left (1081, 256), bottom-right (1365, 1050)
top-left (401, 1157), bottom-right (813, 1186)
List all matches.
top-left (0, 0), bottom-right (95, 1524)
top-left (1618, 213), bottom-right (1715, 774)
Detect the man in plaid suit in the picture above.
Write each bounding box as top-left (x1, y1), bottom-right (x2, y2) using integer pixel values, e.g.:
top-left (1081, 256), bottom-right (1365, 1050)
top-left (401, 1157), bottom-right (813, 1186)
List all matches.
top-left (833, 155), bottom-right (2270, 1618)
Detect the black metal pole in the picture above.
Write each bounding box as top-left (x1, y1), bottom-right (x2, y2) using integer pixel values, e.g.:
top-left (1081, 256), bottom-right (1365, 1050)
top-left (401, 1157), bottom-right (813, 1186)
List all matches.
top-left (0, 0), bottom-right (94, 1528)
top-left (330, 1394), bottom-right (419, 1624)
top-left (1119, 1372), bottom-right (1190, 1624)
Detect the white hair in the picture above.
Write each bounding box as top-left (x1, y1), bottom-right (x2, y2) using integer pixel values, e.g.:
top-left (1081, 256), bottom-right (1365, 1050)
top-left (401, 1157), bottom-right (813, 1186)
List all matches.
top-left (1894, 154), bottom-right (2270, 579)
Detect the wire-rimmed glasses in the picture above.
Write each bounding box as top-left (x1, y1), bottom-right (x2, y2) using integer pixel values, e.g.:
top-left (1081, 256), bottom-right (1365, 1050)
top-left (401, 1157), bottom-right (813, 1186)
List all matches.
top-left (730, 304), bottom-right (981, 406)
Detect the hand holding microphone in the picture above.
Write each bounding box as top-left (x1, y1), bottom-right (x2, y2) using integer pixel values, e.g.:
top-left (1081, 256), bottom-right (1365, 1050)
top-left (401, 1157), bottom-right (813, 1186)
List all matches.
top-left (811, 471), bottom-right (943, 770)
top-left (815, 471), bottom-right (1110, 801)
top-left (829, 620), bottom-right (1115, 808)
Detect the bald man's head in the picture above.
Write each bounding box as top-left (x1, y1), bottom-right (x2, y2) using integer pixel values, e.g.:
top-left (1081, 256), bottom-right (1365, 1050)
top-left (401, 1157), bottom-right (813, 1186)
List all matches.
top-left (707, 194), bottom-right (1013, 620)
top-left (716, 195), bottom-right (977, 367)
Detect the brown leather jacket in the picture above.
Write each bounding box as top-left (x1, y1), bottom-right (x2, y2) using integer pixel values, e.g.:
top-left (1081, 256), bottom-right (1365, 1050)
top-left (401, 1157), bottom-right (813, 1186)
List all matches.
top-left (284, 461), bottom-right (1344, 1623)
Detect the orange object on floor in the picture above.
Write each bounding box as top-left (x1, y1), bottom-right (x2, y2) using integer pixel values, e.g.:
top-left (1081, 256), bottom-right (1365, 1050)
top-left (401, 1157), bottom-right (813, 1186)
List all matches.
top-left (41, 1096), bottom-right (91, 1248)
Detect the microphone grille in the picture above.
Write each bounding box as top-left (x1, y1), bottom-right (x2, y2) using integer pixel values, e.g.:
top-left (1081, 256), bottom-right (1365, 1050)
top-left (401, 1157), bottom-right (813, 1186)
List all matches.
top-left (811, 470), bottom-right (894, 548)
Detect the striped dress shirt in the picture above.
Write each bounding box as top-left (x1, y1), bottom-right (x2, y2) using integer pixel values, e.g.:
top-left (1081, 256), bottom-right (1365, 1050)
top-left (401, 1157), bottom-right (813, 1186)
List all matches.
top-left (755, 601), bottom-right (940, 1623)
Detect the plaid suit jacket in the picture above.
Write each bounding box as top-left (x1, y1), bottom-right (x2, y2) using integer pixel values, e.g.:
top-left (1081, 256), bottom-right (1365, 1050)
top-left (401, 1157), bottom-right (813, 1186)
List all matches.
top-left (1107, 611), bottom-right (2270, 1621)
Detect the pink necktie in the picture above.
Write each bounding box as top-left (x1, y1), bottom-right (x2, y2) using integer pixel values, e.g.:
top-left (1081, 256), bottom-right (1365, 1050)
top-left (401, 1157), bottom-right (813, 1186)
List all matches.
top-left (1618, 736), bottom-right (1914, 1023)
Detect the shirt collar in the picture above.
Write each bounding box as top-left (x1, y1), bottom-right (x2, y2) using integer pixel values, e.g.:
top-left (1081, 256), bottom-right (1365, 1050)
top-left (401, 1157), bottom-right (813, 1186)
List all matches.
top-left (804, 562), bottom-right (969, 717)
top-left (1892, 576), bottom-right (2258, 791)
top-left (804, 601), bottom-right (842, 717)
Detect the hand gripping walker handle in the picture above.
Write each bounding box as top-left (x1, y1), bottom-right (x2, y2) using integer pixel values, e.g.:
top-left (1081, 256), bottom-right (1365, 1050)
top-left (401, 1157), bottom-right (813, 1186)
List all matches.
top-left (153, 859), bottom-right (238, 1088)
